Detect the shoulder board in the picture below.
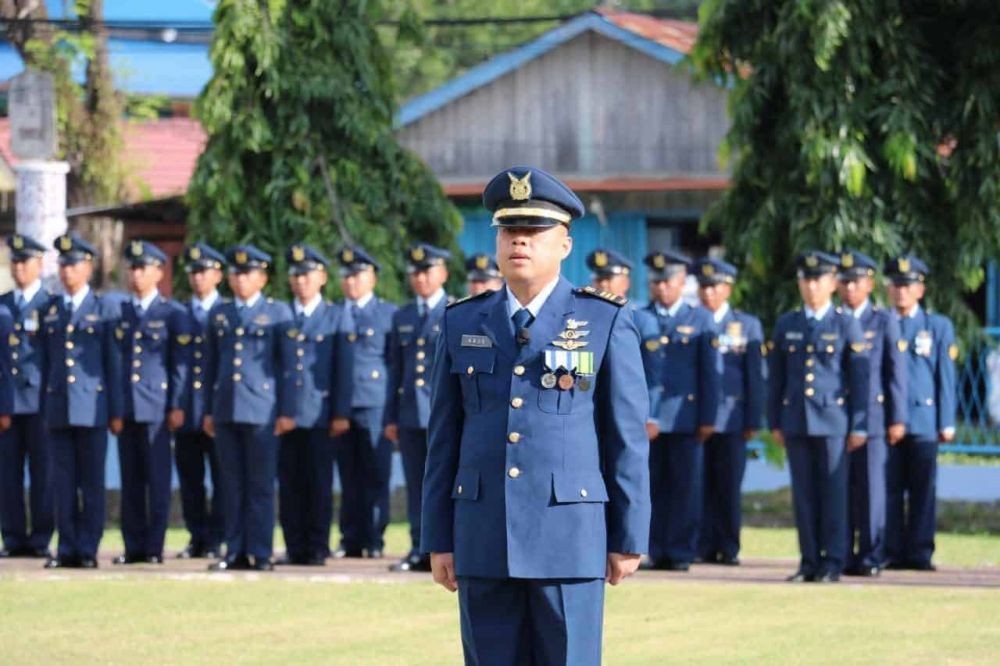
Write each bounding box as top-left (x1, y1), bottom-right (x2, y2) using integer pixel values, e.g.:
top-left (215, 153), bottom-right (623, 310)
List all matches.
top-left (577, 286), bottom-right (627, 306)
top-left (447, 289), bottom-right (495, 309)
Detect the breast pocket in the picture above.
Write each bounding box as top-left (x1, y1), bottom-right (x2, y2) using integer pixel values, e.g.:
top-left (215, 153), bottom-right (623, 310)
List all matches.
top-left (451, 349), bottom-right (495, 414)
top-left (537, 373), bottom-right (574, 415)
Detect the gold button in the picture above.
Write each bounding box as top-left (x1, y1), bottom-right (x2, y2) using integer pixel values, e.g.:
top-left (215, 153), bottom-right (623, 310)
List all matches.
top-left (195, 336), bottom-right (203, 344)
top-left (11, 368), bottom-right (17, 375)
top-left (131, 374), bottom-right (140, 383)
top-left (134, 346), bottom-right (142, 354)
top-left (513, 365), bottom-right (525, 376)
top-left (827, 346), bottom-right (835, 353)
top-left (457, 485), bottom-right (463, 495)
top-left (466, 366), bottom-right (474, 375)
top-left (66, 325), bottom-right (75, 334)
top-left (660, 335), bottom-right (670, 345)
top-left (262, 383), bottom-right (270, 391)
top-left (235, 343), bottom-right (244, 351)
top-left (580, 489), bottom-right (588, 498)
top-left (66, 359), bottom-right (75, 367)
top-left (234, 358), bottom-right (243, 367)
top-left (133, 360), bottom-right (142, 368)
top-left (417, 337), bottom-right (425, 347)
top-left (235, 327), bottom-right (244, 336)
top-left (508, 432), bottom-right (521, 443)
top-left (687, 394), bottom-right (695, 401)
top-left (789, 345), bottom-right (796, 353)
top-left (194, 352), bottom-right (202, 359)
top-left (193, 381), bottom-right (202, 389)
top-left (161, 382), bottom-right (168, 390)
top-left (806, 359), bottom-right (815, 367)
top-left (837, 397), bottom-right (844, 405)
top-left (805, 387), bottom-right (815, 397)
top-left (416, 351), bottom-right (426, 360)
top-left (806, 345), bottom-right (814, 353)
top-left (511, 397), bottom-right (524, 409)
top-left (508, 467), bottom-right (521, 479)
top-left (805, 373), bottom-right (815, 382)
top-left (194, 367), bottom-right (202, 375)
top-left (10, 352), bottom-right (17, 360)
top-left (416, 365), bottom-right (426, 373)
top-left (134, 331), bottom-right (142, 340)
top-left (233, 373), bottom-right (242, 382)
top-left (65, 341), bottom-right (74, 350)
top-left (416, 379), bottom-right (425, 387)
top-left (925, 398), bottom-right (933, 406)
top-left (348, 334), bottom-right (357, 343)
top-left (296, 349), bottom-right (304, 357)
top-left (67, 375), bottom-right (76, 384)
top-left (371, 370), bottom-right (380, 379)
top-left (877, 394), bottom-right (885, 403)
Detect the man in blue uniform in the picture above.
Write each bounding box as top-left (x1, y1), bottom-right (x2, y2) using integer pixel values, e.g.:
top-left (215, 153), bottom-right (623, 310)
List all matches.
top-left (174, 243), bottom-right (226, 559)
top-left (276, 243), bottom-right (344, 566)
top-left (694, 258), bottom-right (764, 566)
top-left (769, 251), bottom-right (869, 583)
top-left (837, 251), bottom-right (907, 577)
top-left (884, 255), bottom-right (955, 571)
top-left (465, 253), bottom-right (503, 297)
top-left (203, 245), bottom-right (295, 571)
top-left (423, 166), bottom-right (649, 665)
top-left (384, 243), bottom-right (451, 573)
top-left (112, 241), bottom-right (188, 565)
top-left (0, 234), bottom-right (54, 559)
top-left (330, 246), bottom-right (396, 560)
top-left (39, 234), bottom-right (124, 569)
top-left (586, 248), bottom-right (633, 299)
top-left (640, 249), bottom-right (721, 571)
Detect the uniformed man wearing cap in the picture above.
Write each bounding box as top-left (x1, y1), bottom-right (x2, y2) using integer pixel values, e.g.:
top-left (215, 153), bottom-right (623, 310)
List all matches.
top-left (769, 251), bottom-right (869, 583)
top-left (0, 234), bottom-right (54, 559)
top-left (465, 253), bottom-right (503, 297)
top-left (693, 257), bottom-right (764, 566)
top-left (330, 245), bottom-right (397, 560)
top-left (422, 166), bottom-right (649, 665)
top-left (39, 234), bottom-right (124, 569)
top-left (276, 243), bottom-right (345, 566)
top-left (586, 248), bottom-right (633, 299)
top-left (174, 243), bottom-right (227, 559)
top-left (640, 249), bottom-right (721, 571)
top-left (884, 255), bottom-right (955, 572)
top-left (203, 244), bottom-right (295, 571)
top-left (384, 243), bottom-right (451, 573)
top-left (111, 240), bottom-right (188, 565)
top-left (837, 251), bottom-right (907, 577)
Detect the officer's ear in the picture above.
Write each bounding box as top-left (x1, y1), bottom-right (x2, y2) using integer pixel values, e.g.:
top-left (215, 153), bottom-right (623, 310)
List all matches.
top-left (559, 227), bottom-right (573, 260)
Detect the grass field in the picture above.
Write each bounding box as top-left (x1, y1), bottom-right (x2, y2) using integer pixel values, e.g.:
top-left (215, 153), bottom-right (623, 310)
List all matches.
top-left (2, 526), bottom-right (997, 664)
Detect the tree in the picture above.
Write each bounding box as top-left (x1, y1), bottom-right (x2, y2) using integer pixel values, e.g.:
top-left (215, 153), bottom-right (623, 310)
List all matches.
top-left (691, 0), bottom-right (1000, 335)
top-left (186, 0), bottom-right (462, 301)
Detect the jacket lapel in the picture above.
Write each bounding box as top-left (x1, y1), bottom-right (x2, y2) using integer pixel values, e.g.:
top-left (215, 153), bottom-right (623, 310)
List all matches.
top-left (479, 290), bottom-right (517, 361)
top-left (521, 277), bottom-right (575, 362)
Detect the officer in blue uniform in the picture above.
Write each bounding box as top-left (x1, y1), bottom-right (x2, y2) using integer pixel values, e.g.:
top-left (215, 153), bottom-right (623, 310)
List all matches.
top-left (0, 234), bottom-right (54, 559)
top-left (330, 246), bottom-right (397, 559)
top-left (769, 251), bottom-right (869, 583)
top-left (174, 243), bottom-right (226, 559)
top-left (586, 248), bottom-right (633, 299)
top-left (39, 234), bottom-right (124, 569)
top-left (422, 166), bottom-right (650, 666)
top-left (884, 255), bottom-right (956, 571)
top-left (837, 251), bottom-right (907, 577)
top-left (384, 243), bottom-right (451, 573)
top-left (693, 258), bottom-right (764, 566)
top-left (203, 245), bottom-right (295, 571)
top-left (640, 249), bottom-right (721, 571)
top-left (465, 253), bottom-right (503, 297)
top-left (276, 243), bottom-right (345, 566)
top-left (112, 241), bottom-right (188, 565)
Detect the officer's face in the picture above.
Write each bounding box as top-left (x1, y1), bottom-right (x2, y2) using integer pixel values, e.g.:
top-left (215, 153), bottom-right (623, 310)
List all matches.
top-left (10, 257), bottom-right (41, 288)
top-left (128, 264), bottom-right (163, 296)
top-left (797, 274), bottom-right (837, 309)
top-left (341, 268), bottom-right (376, 301)
top-left (228, 269), bottom-right (268, 300)
top-left (289, 269), bottom-right (328, 303)
top-left (889, 281), bottom-right (925, 312)
top-left (594, 274), bottom-right (630, 299)
top-left (649, 271), bottom-right (685, 306)
top-left (837, 276), bottom-right (873, 309)
top-left (496, 225), bottom-right (572, 286)
top-left (698, 282), bottom-right (731, 311)
top-left (409, 265), bottom-right (448, 299)
top-left (467, 277), bottom-right (504, 296)
top-left (187, 267), bottom-right (222, 297)
top-left (58, 259), bottom-right (93, 293)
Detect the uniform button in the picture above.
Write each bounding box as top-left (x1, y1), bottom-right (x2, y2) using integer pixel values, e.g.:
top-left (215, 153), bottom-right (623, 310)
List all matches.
top-left (67, 375), bottom-right (76, 384)
top-left (925, 398), bottom-right (933, 406)
top-left (234, 358), bottom-right (243, 367)
top-left (416, 365), bottom-right (426, 373)
top-left (508, 467), bottom-right (521, 479)
top-left (805, 373), bottom-right (815, 382)
top-left (194, 367), bottom-right (202, 375)
top-left (133, 346), bottom-right (141, 354)
top-left (805, 388), bottom-right (815, 397)
top-left (235, 327), bottom-right (245, 336)
top-left (417, 337), bottom-right (426, 347)
top-left (511, 397), bottom-right (524, 409)
top-left (508, 432), bottom-right (521, 443)
top-left (826, 346), bottom-right (835, 353)
top-left (131, 374), bottom-right (140, 383)
top-left (233, 373), bottom-right (242, 382)
top-left (580, 489), bottom-right (588, 498)
top-left (457, 485), bottom-right (463, 495)
top-left (806, 345), bottom-right (814, 353)
top-left (296, 364), bottom-right (304, 371)
top-left (466, 366), bottom-right (474, 375)
top-left (194, 352), bottom-right (202, 359)
top-left (836, 397), bottom-right (844, 405)
top-left (877, 394), bottom-right (885, 403)
top-left (513, 365), bottom-right (525, 376)
top-left (195, 336), bottom-right (202, 344)
top-left (415, 379), bottom-right (425, 388)
top-left (66, 325), bottom-right (75, 334)
top-left (133, 360), bottom-right (141, 368)
top-left (687, 394), bottom-right (695, 401)
top-left (11, 352), bottom-right (17, 360)
top-left (66, 359), bottom-right (75, 367)
top-left (161, 382), bottom-right (168, 390)
top-left (262, 383), bottom-right (270, 391)
top-left (65, 341), bottom-right (74, 350)
top-left (134, 331), bottom-right (141, 340)
top-left (235, 343), bottom-right (244, 351)
top-left (416, 351), bottom-right (426, 360)
top-left (296, 349), bottom-right (305, 357)
top-left (788, 345), bottom-right (796, 353)
top-left (806, 359), bottom-right (815, 367)
top-left (11, 368), bottom-right (18, 375)
top-left (371, 370), bottom-right (380, 379)
top-left (193, 381), bottom-right (203, 390)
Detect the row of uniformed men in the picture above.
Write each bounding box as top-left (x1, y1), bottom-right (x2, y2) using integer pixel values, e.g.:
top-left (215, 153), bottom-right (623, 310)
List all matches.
top-left (0, 232), bottom-right (503, 571)
top-left (583, 246), bottom-right (955, 581)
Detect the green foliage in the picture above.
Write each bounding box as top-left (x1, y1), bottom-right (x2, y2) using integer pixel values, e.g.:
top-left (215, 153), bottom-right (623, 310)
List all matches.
top-left (692, 0), bottom-right (1000, 334)
top-left (186, 0), bottom-right (463, 302)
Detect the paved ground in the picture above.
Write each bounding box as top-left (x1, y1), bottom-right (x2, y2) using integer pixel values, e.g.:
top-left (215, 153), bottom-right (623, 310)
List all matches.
top-left (2, 551), bottom-right (997, 588)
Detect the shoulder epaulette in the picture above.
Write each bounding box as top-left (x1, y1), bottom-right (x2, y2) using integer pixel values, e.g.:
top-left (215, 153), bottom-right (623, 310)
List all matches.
top-left (578, 285), bottom-right (627, 306)
top-left (447, 289), bottom-right (495, 309)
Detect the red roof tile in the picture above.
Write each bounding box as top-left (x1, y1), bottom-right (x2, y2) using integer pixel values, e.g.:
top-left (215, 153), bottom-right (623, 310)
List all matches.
top-left (596, 8), bottom-right (699, 55)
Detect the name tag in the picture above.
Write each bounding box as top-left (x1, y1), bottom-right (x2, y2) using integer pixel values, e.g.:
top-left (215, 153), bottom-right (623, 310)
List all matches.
top-left (85, 314), bottom-right (100, 322)
top-left (253, 315), bottom-right (271, 325)
top-left (461, 334), bottom-right (492, 348)
top-left (821, 333), bottom-right (839, 341)
top-left (23, 317), bottom-right (38, 332)
top-left (785, 332), bottom-right (804, 340)
top-left (398, 325), bottom-right (415, 333)
top-left (864, 330), bottom-right (876, 339)
top-left (676, 325), bottom-right (695, 335)
top-left (146, 320), bottom-right (165, 328)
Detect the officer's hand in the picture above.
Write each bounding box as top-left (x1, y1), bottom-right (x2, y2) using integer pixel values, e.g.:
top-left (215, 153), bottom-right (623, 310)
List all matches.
top-left (606, 552), bottom-right (641, 585)
top-left (109, 418), bottom-right (124, 436)
top-left (696, 425), bottom-right (715, 443)
top-left (0, 415), bottom-right (10, 433)
top-left (939, 429), bottom-right (955, 443)
top-left (887, 423), bottom-right (906, 445)
top-left (167, 409), bottom-right (185, 432)
top-left (645, 422), bottom-right (660, 441)
top-left (329, 417), bottom-right (351, 438)
top-left (771, 429), bottom-right (785, 448)
top-left (203, 416), bottom-right (215, 438)
top-left (847, 434), bottom-right (867, 451)
top-left (430, 552), bottom-right (457, 592)
top-left (384, 423), bottom-right (399, 444)
top-left (743, 429), bottom-right (757, 442)
top-left (274, 417), bottom-right (296, 436)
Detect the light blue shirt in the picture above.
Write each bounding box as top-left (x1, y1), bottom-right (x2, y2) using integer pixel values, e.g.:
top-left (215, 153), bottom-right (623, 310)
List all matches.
top-left (506, 275), bottom-right (561, 319)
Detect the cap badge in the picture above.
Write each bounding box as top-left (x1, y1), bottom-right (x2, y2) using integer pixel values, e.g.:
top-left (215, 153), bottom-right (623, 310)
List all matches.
top-left (131, 240), bottom-right (144, 257)
top-left (189, 246), bottom-right (201, 260)
top-left (59, 236), bottom-right (72, 251)
top-left (507, 171), bottom-right (532, 201)
top-left (653, 254), bottom-right (666, 269)
top-left (12, 236), bottom-right (23, 250)
top-left (292, 246), bottom-right (305, 262)
top-left (475, 255), bottom-right (489, 270)
top-left (411, 246), bottom-right (425, 262)
top-left (805, 254), bottom-right (818, 268)
top-left (702, 263), bottom-right (715, 276)
top-left (898, 257), bottom-right (911, 273)
top-left (235, 250), bottom-right (248, 265)
top-left (342, 248), bottom-right (354, 263)
top-left (594, 251), bottom-right (608, 268)
top-left (841, 253), bottom-right (854, 268)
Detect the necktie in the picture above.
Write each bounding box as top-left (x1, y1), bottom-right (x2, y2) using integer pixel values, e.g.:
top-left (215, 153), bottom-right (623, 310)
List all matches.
top-left (193, 303), bottom-right (207, 326)
top-left (135, 302), bottom-right (145, 318)
top-left (512, 307), bottom-right (534, 334)
top-left (15, 294), bottom-right (26, 311)
top-left (296, 308), bottom-right (307, 327)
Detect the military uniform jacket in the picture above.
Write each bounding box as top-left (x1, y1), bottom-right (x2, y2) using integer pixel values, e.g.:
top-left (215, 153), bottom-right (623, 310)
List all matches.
top-left (898, 307), bottom-right (956, 437)
top-left (37, 292), bottom-right (124, 428)
top-left (0, 306), bottom-right (13, 415)
top-left (422, 278), bottom-right (651, 579)
top-left (203, 297), bottom-right (296, 426)
top-left (767, 308), bottom-right (869, 437)
top-left (856, 304), bottom-right (907, 433)
top-left (281, 301), bottom-right (345, 430)
top-left (641, 302), bottom-right (721, 433)
top-left (115, 297), bottom-right (188, 424)
top-left (176, 301), bottom-right (213, 433)
top-left (335, 296), bottom-right (397, 421)
top-left (713, 308), bottom-right (765, 434)
top-left (1, 288), bottom-right (49, 414)
top-left (384, 297), bottom-right (448, 430)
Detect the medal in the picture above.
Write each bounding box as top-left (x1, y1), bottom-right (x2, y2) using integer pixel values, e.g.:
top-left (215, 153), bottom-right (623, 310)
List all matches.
top-left (576, 377), bottom-right (591, 391)
top-left (557, 373), bottom-right (575, 390)
top-left (541, 372), bottom-right (557, 389)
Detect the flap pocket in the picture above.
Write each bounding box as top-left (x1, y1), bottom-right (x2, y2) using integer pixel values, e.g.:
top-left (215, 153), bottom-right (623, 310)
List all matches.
top-left (451, 468), bottom-right (480, 500)
top-left (552, 471), bottom-right (609, 503)
top-left (451, 349), bottom-right (496, 376)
